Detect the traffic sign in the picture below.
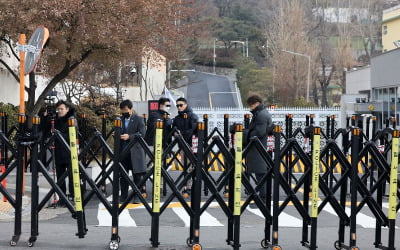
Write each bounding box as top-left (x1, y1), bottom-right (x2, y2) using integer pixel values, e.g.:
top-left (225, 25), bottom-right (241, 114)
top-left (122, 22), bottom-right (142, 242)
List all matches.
top-left (24, 25), bottom-right (49, 75)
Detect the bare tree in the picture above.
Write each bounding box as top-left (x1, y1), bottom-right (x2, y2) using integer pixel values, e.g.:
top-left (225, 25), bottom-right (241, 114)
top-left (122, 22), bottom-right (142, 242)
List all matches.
top-left (266, 0), bottom-right (315, 105)
top-left (0, 0), bottom-right (196, 119)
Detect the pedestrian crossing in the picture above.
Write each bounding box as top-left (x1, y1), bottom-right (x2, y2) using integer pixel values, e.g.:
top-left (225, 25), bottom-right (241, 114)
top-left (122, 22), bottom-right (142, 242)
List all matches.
top-left (94, 199), bottom-right (398, 229)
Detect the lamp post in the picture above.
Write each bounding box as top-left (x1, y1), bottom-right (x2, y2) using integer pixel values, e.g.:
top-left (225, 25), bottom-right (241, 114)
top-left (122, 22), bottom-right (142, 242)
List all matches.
top-left (213, 38), bottom-right (217, 74)
top-left (281, 49), bottom-right (311, 102)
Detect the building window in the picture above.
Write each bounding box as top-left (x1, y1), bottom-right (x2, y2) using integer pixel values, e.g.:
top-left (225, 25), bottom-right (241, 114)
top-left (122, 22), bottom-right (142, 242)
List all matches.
top-left (383, 25), bottom-right (387, 35)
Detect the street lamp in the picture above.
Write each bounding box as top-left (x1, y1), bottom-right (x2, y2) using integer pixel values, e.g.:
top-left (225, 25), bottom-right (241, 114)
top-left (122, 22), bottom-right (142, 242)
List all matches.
top-left (281, 49), bottom-right (311, 102)
top-left (213, 38), bottom-right (217, 74)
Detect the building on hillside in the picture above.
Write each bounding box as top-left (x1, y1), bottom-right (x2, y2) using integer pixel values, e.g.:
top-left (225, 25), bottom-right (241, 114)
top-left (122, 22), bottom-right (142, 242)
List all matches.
top-left (313, 7), bottom-right (376, 24)
top-left (382, 4), bottom-right (400, 52)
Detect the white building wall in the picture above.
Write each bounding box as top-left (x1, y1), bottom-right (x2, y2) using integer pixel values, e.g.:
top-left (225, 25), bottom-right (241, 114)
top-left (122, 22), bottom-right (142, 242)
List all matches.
top-left (0, 40), bottom-right (20, 105)
top-left (345, 67), bottom-right (371, 95)
top-left (125, 48), bottom-right (166, 102)
top-left (0, 69), bottom-right (20, 105)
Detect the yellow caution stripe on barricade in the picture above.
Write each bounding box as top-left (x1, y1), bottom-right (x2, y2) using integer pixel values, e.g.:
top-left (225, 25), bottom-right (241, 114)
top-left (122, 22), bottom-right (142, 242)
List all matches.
top-left (68, 122), bottom-right (82, 212)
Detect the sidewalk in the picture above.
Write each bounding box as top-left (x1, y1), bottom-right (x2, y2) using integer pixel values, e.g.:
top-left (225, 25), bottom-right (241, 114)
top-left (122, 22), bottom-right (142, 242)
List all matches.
top-left (0, 170), bottom-right (71, 221)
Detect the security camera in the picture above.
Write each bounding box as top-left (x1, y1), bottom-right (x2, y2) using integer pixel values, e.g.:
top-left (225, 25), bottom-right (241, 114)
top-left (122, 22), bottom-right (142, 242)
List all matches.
top-left (130, 66), bottom-right (137, 76)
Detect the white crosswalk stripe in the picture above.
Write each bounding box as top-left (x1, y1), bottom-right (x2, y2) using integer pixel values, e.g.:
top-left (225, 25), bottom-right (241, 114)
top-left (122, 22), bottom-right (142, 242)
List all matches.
top-left (95, 201), bottom-right (394, 228)
top-left (246, 206), bottom-right (303, 227)
top-left (171, 207), bottom-right (224, 227)
top-left (97, 202), bottom-right (136, 227)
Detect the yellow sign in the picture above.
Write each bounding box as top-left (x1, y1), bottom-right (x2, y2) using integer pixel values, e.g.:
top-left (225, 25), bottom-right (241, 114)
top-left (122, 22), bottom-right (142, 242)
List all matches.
top-left (69, 125), bottom-right (82, 212)
top-left (388, 137), bottom-right (399, 220)
top-left (311, 133), bottom-right (321, 218)
top-left (368, 105), bottom-right (375, 111)
top-left (234, 131), bottom-right (243, 216)
top-left (152, 128), bottom-right (163, 213)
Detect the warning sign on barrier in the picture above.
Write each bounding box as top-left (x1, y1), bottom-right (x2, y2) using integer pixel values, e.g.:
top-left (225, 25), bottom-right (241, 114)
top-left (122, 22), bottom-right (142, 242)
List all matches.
top-left (378, 144), bottom-right (385, 154)
top-left (192, 135), bottom-right (198, 153)
top-left (267, 135), bottom-right (274, 152)
top-left (304, 137), bottom-right (311, 153)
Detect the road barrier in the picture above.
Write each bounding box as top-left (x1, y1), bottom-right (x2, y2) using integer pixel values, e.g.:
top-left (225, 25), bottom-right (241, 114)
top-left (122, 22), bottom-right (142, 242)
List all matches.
top-left (0, 110), bottom-right (399, 250)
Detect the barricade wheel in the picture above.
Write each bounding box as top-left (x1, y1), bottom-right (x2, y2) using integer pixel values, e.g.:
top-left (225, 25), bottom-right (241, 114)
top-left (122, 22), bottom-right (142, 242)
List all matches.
top-left (117, 236), bottom-right (121, 243)
top-left (27, 237), bottom-right (36, 247)
top-left (272, 245), bottom-right (282, 250)
top-left (334, 240), bottom-right (341, 250)
top-left (109, 240), bottom-right (119, 250)
top-left (350, 247), bottom-right (359, 250)
top-left (10, 235), bottom-right (18, 246)
top-left (186, 237), bottom-right (193, 247)
top-left (192, 243), bottom-right (202, 250)
top-left (261, 239), bottom-right (268, 248)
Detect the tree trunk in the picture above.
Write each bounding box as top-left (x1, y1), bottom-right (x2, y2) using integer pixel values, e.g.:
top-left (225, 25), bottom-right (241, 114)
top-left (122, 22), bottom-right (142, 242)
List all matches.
top-left (320, 85), bottom-right (328, 107)
top-left (312, 81), bottom-right (318, 106)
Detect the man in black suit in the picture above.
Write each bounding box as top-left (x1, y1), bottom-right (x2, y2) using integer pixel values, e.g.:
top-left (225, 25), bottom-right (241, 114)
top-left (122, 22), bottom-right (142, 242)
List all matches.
top-left (119, 100), bottom-right (146, 203)
top-left (144, 97), bottom-right (172, 146)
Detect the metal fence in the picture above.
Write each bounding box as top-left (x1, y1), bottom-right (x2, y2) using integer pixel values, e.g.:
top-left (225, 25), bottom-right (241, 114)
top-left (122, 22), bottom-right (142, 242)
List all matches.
top-left (192, 107), bottom-right (342, 134)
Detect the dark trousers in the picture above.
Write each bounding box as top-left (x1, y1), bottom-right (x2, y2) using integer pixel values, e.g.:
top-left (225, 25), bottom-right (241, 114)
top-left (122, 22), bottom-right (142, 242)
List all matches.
top-left (120, 155), bottom-right (144, 200)
top-left (56, 162), bottom-right (73, 196)
top-left (255, 173), bottom-right (267, 199)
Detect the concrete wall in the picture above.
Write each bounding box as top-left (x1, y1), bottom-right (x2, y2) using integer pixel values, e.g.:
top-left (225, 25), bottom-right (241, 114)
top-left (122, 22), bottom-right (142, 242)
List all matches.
top-left (345, 66), bottom-right (371, 95)
top-left (371, 48), bottom-right (400, 88)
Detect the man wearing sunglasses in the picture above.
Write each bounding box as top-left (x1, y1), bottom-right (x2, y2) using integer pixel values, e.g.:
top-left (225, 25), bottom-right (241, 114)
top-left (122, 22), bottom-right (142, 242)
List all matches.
top-left (144, 97), bottom-right (173, 146)
top-left (172, 97), bottom-right (199, 196)
top-left (172, 97), bottom-right (199, 144)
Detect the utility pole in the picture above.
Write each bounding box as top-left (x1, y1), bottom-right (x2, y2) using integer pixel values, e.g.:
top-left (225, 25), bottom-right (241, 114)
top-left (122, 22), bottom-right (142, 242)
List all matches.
top-left (213, 38), bottom-right (217, 74)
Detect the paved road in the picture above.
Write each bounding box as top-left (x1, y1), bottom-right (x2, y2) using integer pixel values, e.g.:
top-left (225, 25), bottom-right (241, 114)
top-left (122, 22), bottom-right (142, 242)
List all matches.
top-left (180, 72), bottom-right (240, 108)
top-left (1, 170), bottom-right (399, 249)
top-left (0, 198), bottom-right (398, 250)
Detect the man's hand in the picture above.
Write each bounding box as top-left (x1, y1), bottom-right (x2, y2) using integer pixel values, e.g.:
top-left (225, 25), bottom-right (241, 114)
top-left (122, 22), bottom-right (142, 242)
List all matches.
top-left (120, 134), bottom-right (130, 140)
